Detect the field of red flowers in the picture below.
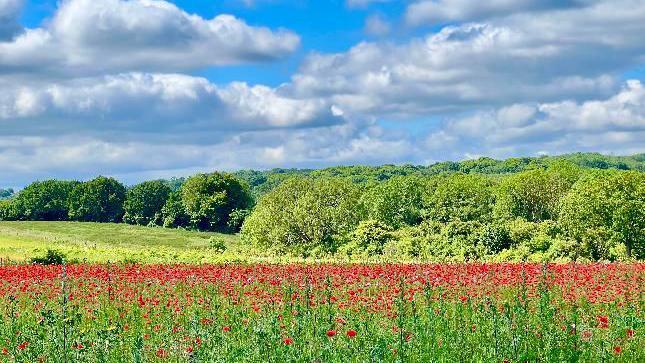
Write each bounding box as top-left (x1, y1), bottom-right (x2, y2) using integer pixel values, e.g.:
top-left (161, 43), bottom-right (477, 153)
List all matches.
top-left (0, 263), bottom-right (643, 362)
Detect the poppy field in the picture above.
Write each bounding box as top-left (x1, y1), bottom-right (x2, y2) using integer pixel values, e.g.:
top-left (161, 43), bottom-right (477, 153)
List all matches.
top-left (0, 263), bottom-right (643, 362)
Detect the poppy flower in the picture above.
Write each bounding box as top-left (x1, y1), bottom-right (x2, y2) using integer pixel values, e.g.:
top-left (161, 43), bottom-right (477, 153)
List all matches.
top-left (222, 326), bottom-right (231, 333)
top-left (346, 329), bottom-right (357, 338)
top-left (326, 330), bottom-right (336, 337)
top-left (283, 337), bottom-right (294, 346)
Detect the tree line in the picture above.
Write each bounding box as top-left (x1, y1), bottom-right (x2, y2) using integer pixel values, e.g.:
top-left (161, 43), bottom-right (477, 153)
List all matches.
top-left (0, 153), bottom-right (643, 261)
top-left (0, 174), bottom-right (252, 233)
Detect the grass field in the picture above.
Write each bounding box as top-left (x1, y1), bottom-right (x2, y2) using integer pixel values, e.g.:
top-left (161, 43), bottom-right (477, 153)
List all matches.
top-left (0, 221), bottom-right (249, 264)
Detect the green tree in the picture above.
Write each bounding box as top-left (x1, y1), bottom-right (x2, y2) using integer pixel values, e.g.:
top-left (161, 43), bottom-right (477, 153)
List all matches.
top-left (123, 180), bottom-right (172, 226)
top-left (494, 162), bottom-right (581, 222)
top-left (180, 173), bottom-right (252, 231)
top-left (559, 170), bottom-right (645, 259)
top-left (241, 177), bottom-right (362, 253)
top-left (0, 199), bottom-right (18, 221)
top-left (0, 188), bottom-right (14, 200)
top-left (68, 176), bottom-right (127, 223)
top-left (425, 174), bottom-right (495, 223)
top-left (360, 176), bottom-right (429, 229)
top-left (161, 191), bottom-right (189, 228)
top-left (12, 180), bottom-right (79, 221)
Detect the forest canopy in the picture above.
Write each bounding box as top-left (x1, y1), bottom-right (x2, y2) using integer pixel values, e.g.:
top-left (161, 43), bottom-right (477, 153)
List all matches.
top-left (1, 152), bottom-right (643, 262)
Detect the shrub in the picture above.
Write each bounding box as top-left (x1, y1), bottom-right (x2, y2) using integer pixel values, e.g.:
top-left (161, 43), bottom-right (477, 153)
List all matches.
top-left (31, 249), bottom-right (67, 265)
top-left (208, 237), bottom-right (227, 253)
top-left (227, 209), bottom-right (251, 232)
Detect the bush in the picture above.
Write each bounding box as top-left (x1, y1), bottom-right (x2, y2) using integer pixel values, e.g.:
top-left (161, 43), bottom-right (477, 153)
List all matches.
top-left (242, 178), bottom-right (362, 254)
top-left (208, 237), bottom-right (227, 253)
top-left (0, 200), bottom-right (18, 221)
top-left (476, 223), bottom-right (511, 253)
top-left (227, 209), bottom-right (251, 232)
top-left (346, 220), bottom-right (392, 256)
top-left (31, 249), bottom-right (67, 265)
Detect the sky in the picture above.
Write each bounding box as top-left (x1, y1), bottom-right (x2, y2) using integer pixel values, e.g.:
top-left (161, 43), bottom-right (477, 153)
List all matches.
top-left (0, 0), bottom-right (644, 187)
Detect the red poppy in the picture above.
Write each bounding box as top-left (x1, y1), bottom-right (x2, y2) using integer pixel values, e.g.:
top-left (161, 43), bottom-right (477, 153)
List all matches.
top-left (222, 326), bottom-right (231, 333)
top-left (597, 316), bottom-right (609, 329)
top-left (326, 330), bottom-right (336, 337)
top-left (346, 329), bottom-right (357, 338)
top-left (156, 348), bottom-right (168, 358)
top-left (626, 329), bottom-right (635, 338)
top-left (1, 348), bottom-right (8, 355)
top-left (613, 346), bottom-right (622, 355)
top-left (17, 341), bottom-right (29, 350)
top-left (283, 337), bottom-right (294, 346)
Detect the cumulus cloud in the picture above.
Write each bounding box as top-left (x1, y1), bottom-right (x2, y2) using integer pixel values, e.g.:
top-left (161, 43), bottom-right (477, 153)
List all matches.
top-left (0, 0), bottom-right (299, 77)
top-left (0, 73), bottom-right (341, 141)
top-left (426, 80), bottom-right (645, 158)
top-left (405, 0), bottom-right (594, 25)
top-left (364, 14), bottom-right (391, 36)
top-left (0, 0), bottom-right (23, 40)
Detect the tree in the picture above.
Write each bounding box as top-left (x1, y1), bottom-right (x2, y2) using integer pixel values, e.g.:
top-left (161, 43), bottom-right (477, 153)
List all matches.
top-left (68, 176), bottom-right (127, 223)
top-left (360, 176), bottom-right (429, 229)
top-left (161, 191), bottom-right (189, 228)
top-left (0, 199), bottom-right (18, 221)
top-left (494, 162), bottom-right (581, 222)
top-left (12, 180), bottom-right (79, 221)
top-left (123, 180), bottom-right (171, 226)
top-left (180, 173), bottom-right (252, 231)
top-left (559, 171), bottom-right (645, 259)
top-left (0, 188), bottom-right (14, 200)
top-left (241, 177), bottom-right (362, 253)
top-left (425, 174), bottom-right (495, 223)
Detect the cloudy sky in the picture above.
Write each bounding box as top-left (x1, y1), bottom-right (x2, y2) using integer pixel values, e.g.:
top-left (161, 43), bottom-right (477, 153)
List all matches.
top-left (1, 0), bottom-right (644, 187)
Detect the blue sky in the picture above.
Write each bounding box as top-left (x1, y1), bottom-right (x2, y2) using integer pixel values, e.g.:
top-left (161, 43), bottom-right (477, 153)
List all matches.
top-left (0, 0), bottom-right (644, 187)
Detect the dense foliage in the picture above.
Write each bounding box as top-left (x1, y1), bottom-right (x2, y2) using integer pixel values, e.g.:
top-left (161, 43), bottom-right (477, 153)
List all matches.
top-left (1, 153), bottom-right (643, 261)
top-left (0, 188), bottom-right (13, 200)
top-left (123, 180), bottom-right (171, 226)
top-left (68, 176), bottom-right (127, 223)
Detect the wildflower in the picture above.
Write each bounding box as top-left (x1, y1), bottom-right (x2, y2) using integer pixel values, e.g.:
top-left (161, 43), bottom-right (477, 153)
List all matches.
top-left (283, 337), bottom-right (294, 346)
top-left (222, 326), bottom-right (231, 333)
top-left (185, 346), bottom-right (194, 353)
top-left (597, 315), bottom-right (609, 329)
top-left (326, 330), bottom-right (336, 337)
top-left (346, 329), bottom-right (357, 338)
top-left (156, 348), bottom-right (168, 358)
top-left (1, 348), bottom-right (8, 355)
top-left (613, 346), bottom-right (622, 355)
top-left (17, 341), bottom-right (28, 350)
top-left (626, 329), bottom-right (635, 338)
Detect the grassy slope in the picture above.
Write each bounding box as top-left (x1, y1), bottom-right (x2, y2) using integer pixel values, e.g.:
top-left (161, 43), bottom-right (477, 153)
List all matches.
top-left (0, 221), bottom-right (258, 264)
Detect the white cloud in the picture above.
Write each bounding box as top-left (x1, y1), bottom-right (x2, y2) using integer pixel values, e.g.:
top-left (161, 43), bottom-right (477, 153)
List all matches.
top-left (405, 0), bottom-right (594, 25)
top-left (428, 80), bottom-right (645, 157)
top-left (288, 17), bottom-right (638, 118)
top-left (0, 73), bottom-right (342, 142)
top-left (0, 0), bottom-right (299, 77)
top-left (364, 14), bottom-right (391, 36)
